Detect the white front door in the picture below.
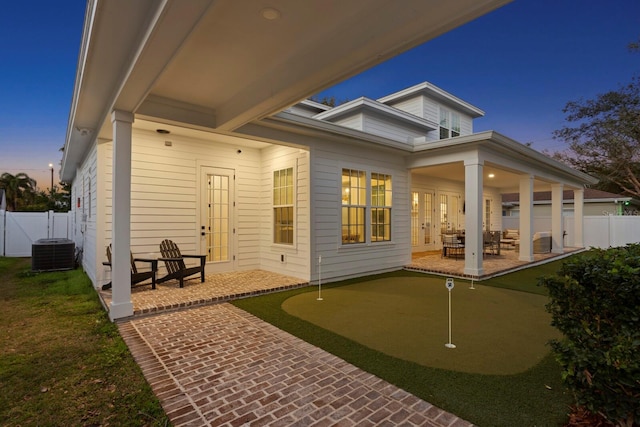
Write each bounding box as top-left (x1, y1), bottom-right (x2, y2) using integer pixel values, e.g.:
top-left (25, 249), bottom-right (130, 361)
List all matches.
top-left (200, 167), bottom-right (235, 272)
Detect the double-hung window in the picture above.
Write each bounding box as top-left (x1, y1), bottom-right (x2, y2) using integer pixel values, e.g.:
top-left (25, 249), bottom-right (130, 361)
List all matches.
top-left (273, 167), bottom-right (294, 245)
top-left (341, 169), bottom-right (392, 244)
top-left (341, 169), bottom-right (366, 244)
top-left (371, 173), bottom-right (392, 242)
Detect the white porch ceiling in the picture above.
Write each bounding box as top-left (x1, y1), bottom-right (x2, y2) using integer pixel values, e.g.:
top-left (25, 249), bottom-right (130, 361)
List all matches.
top-left (412, 163), bottom-right (553, 192)
top-left (62, 0), bottom-right (511, 181)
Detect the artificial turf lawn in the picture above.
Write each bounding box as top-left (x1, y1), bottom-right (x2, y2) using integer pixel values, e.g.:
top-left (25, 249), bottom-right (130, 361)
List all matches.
top-left (282, 276), bottom-right (560, 375)
top-left (232, 268), bottom-right (573, 426)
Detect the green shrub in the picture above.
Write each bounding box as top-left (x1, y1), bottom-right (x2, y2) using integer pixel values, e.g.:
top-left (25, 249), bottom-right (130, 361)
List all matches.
top-left (540, 245), bottom-right (640, 426)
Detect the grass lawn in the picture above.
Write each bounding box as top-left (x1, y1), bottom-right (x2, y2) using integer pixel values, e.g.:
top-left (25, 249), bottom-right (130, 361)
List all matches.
top-left (0, 257), bottom-right (169, 426)
top-left (233, 265), bottom-right (575, 426)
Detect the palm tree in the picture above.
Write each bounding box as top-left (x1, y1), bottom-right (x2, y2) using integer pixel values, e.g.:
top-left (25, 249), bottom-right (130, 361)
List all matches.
top-left (0, 172), bottom-right (37, 211)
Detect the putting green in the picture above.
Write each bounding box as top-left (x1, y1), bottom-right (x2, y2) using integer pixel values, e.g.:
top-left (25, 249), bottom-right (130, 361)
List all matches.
top-left (282, 277), bottom-right (560, 375)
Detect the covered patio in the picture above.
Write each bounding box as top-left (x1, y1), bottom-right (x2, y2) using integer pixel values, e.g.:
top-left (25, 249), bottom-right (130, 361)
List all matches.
top-left (408, 247), bottom-right (583, 279)
top-left (99, 247), bottom-right (581, 318)
top-left (99, 270), bottom-right (308, 317)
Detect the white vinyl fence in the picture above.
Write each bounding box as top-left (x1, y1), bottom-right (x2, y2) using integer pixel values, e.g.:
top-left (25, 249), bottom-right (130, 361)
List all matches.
top-left (0, 210), bottom-right (72, 257)
top-left (503, 215), bottom-right (640, 249)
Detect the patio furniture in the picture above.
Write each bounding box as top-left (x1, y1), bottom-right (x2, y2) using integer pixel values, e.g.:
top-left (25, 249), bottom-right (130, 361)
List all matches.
top-left (442, 234), bottom-right (464, 260)
top-left (483, 231), bottom-right (501, 255)
top-left (101, 244), bottom-right (157, 290)
top-left (157, 239), bottom-right (207, 288)
top-left (500, 228), bottom-right (519, 249)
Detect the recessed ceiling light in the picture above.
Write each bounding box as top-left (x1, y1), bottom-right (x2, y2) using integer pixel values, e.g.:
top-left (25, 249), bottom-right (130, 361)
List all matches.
top-left (260, 7), bottom-right (281, 20)
top-left (488, 173), bottom-right (495, 178)
top-left (156, 129), bottom-right (170, 134)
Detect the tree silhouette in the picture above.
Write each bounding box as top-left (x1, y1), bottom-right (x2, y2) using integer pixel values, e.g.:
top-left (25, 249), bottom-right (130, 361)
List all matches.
top-left (0, 172), bottom-right (37, 211)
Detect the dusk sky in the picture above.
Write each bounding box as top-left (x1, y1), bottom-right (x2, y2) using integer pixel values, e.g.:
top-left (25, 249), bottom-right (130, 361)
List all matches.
top-left (1, 1), bottom-right (638, 191)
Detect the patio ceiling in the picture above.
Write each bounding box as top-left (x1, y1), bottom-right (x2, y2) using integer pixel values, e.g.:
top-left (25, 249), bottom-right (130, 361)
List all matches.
top-left (62, 0), bottom-right (511, 182)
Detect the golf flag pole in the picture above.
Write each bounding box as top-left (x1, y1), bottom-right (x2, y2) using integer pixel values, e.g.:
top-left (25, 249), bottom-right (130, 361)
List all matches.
top-left (470, 252), bottom-right (476, 289)
top-left (317, 255), bottom-right (323, 301)
top-left (445, 278), bottom-right (456, 349)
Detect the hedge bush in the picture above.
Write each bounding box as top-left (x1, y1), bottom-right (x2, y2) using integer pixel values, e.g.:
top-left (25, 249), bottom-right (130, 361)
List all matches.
top-left (539, 245), bottom-right (640, 426)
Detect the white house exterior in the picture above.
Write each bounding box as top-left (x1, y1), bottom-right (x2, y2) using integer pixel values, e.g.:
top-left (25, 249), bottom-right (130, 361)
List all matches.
top-left (60, 0), bottom-right (596, 320)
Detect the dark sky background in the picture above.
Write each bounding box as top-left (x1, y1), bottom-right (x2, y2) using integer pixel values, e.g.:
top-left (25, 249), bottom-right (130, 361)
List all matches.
top-left (1, 1), bottom-right (638, 190)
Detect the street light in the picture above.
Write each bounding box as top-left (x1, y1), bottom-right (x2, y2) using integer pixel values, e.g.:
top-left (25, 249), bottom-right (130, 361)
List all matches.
top-left (49, 163), bottom-right (54, 194)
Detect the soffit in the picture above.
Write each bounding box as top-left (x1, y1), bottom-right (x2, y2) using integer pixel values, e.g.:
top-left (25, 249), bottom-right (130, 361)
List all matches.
top-left (142, 0), bottom-right (510, 131)
top-left (62, 0), bottom-right (511, 181)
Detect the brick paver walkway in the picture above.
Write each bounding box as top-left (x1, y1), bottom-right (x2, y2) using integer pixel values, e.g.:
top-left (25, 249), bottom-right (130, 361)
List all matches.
top-left (119, 303), bottom-right (474, 427)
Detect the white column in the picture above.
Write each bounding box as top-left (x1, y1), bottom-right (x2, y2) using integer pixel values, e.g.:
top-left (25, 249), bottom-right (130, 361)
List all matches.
top-left (519, 175), bottom-right (534, 262)
top-left (551, 184), bottom-right (564, 253)
top-left (109, 110), bottom-right (134, 321)
top-left (573, 188), bottom-right (584, 247)
top-left (464, 159), bottom-right (484, 276)
top-left (96, 139), bottom-right (109, 288)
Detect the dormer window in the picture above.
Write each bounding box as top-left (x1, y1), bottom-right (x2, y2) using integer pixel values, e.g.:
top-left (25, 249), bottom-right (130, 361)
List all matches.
top-left (439, 108), bottom-right (460, 139)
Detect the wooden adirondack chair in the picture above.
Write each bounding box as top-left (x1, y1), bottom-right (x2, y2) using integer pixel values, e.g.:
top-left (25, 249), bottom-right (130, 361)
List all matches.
top-left (101, 245), bottom-right (157, 290)
top-left (157, 239), bottom-right (206, 288)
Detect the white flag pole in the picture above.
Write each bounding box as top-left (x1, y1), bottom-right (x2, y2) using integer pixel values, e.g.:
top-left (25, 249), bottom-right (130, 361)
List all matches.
top-left (445, 278), bottom-right (456, 349)
top-left (317, 255), bottom-right (323, 301)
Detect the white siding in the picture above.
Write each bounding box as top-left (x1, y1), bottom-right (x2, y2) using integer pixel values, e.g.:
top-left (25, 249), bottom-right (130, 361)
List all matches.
top-left (93, 129), bottom-right (311, 286)
top-left (386, 96), bottom-right (423, 117)
top-left (309, 140), bottom-right (411, 283)
top-left (423, 97), bottom-right (439, 123)
top-left (71, 141), bottom-right (99, 286)
top-left (99, 130), bottom-right (263, 278)
top-left (460, 112), bottom-right (473, 135)
top-left (331, 113), bottom-right (364, 131)
top-left (362, 114), bottom-right (425, 144)
top-left (260, 146), bottom-right (310, 280)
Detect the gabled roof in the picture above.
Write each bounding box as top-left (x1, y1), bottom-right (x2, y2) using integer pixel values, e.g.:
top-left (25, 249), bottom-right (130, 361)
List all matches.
top-left (312, 97), bottom-right (437, 131)
top-left (502, 189), bottom-right (638, 205)
top-left (377, 81), bottom-right (485, 118)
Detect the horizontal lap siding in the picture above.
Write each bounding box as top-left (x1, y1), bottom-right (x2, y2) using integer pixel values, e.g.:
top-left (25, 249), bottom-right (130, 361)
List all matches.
top-left (362, 115), bottom-right (425, 144)
top-left (310, 141), bottom-right (410, 282)
top-left (387, 97), bottom-right (423, 117)
top-left (74, 142), bottom-right (98, 285)
top-left (460, 113), bottom-right (474, 135)
top-left (102, 130), bottom-right (262, 272)
top-left (260, 145), bottom-right (310, 280)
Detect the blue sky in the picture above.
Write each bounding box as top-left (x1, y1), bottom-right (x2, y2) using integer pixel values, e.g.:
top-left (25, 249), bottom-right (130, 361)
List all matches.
top-left (1, 1), bottom-right (638, 190)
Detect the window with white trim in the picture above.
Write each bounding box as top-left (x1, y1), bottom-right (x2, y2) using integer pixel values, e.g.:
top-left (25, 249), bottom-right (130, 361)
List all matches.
top-left (273, 167), bottom-right (294, 244)
top-left (371, 173), bottom-right (392, 242)
top-left (341, 169), bottom-right (366, 244)
top-left (439, 108), bottom-right (461, 139)
top-left (341, 169), bottom-right (393, 244)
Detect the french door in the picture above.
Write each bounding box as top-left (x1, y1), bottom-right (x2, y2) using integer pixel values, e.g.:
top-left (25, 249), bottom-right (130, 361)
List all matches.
top-left (439, 191), bottom-right (461, 235)
top-left (200, 166), bottom-right (235, 272)
top-left (411, 190), bottom-right (436, 252)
